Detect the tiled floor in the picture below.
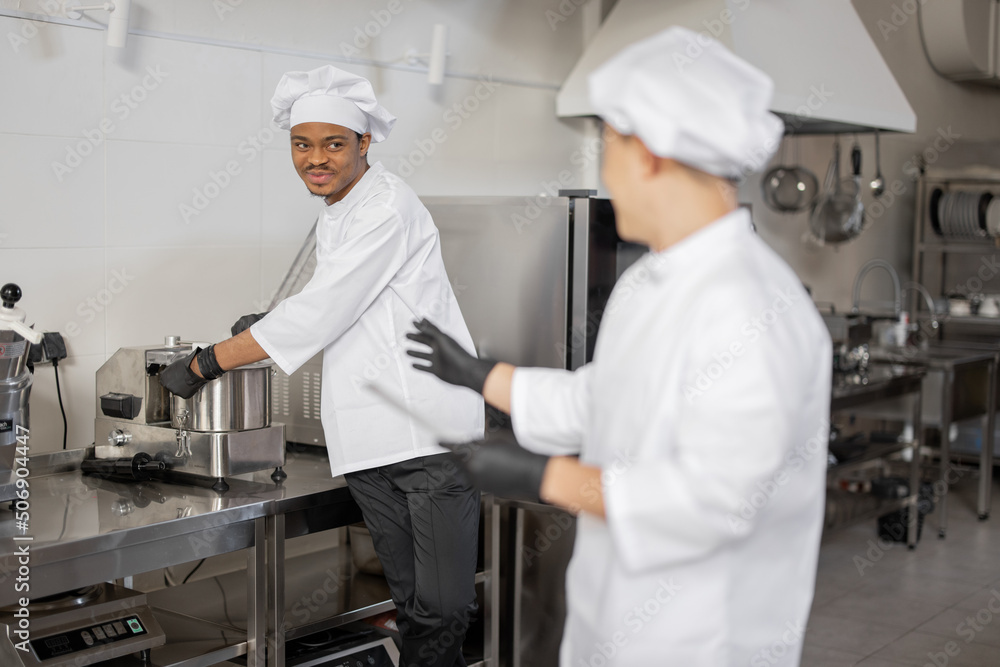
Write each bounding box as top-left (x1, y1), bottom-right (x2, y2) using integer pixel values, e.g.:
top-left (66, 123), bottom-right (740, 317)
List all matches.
top-left (804, 471), bottom-right (1000, 665)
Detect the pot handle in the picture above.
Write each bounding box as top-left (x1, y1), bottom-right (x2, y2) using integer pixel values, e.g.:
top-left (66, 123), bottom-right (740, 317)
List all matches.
top-left (8, 320), bottom-right (43, 344)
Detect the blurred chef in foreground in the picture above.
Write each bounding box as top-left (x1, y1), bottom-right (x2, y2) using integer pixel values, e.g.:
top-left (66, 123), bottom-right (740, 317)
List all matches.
top-left (160, 65), bottom-right (484, 667)
top-left (406, 27), bottom-right (831, 667)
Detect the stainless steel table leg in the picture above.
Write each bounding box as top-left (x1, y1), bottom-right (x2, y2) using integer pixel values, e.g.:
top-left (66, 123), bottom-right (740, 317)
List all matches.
top-left (979, 357), bottom-right (996, 521)
top-left (511, 507), bottom-right (525, 667)
top-left (483, 494), bottom-right (500, 667)
top-left (247, 517), bottom-right (267, 667)
top-left (909, 386), bottom-right (922, 550)
top-left (266, 513), bottom-right (285, 667)
top-left (939, 369), bottom-right (953, 539)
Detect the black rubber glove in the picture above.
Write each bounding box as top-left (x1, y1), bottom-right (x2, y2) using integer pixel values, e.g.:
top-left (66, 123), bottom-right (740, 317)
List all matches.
top-left (195, 344), bottom-right (225, 380)
top-left (444, 434), bottom-right (549, 503)
top-left (159, 348), bottom-right (209, 399)
top-left (231, 312), bottom-right (267, 337)
top-left (406, 318), bottom-right (497, 394)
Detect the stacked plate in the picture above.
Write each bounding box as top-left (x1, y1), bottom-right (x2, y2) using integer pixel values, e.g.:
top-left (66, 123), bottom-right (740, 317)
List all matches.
top-left (988, 197), bottom-right (1000, 238)
top-left (930, 189), bottom-right (994, 239)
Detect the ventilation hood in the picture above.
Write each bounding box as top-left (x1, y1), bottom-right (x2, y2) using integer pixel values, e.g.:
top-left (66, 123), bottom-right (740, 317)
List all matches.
top-left (558, 0), bottom-right (916, 135)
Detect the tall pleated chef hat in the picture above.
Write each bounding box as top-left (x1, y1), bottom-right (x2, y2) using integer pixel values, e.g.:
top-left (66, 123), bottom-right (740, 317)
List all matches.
top-left (589, 26), bottom-right (784, 179)
top-left (271, 65), bottom-right (396, 142)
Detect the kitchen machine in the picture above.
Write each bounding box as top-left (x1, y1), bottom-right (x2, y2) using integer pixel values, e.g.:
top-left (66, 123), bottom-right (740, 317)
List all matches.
top-left (0, 283), bottom-right (43, 503)
top-left (93, 336), bottom-right (286, 492)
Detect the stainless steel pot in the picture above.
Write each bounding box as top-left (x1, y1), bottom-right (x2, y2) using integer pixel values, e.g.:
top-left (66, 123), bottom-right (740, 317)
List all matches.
top-left (170, 360), bottom-right (274, 432)
top-left (0, 330), bottom-right (30, 383)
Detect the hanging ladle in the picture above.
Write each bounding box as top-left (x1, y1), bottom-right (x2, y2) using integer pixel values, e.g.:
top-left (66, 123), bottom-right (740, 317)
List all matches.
top-left (870, 128), bottom-right (885, 197)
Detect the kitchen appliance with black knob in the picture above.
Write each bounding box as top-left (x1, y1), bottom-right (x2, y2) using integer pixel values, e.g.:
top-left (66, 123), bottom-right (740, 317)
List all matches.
top-left (93, 338), bottom-right (286, 492)
top-left (0, 283), bottom-right (44, 503)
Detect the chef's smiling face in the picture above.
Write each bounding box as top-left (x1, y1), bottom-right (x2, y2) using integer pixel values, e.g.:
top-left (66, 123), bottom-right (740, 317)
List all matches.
top-left (290, 122), bottom-right (371, 205)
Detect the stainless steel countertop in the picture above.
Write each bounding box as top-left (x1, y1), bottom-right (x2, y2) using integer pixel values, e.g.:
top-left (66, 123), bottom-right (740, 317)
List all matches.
top-left (0, 445), bottom-right (349, 604)
top-left (869, 343), bottom-right (997, 368)
top-left (832, 362), bottom-right (926, 405)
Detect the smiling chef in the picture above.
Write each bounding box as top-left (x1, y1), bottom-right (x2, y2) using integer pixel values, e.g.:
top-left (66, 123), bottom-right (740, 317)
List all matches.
top-left (159, 65), bottom-right (484, 667)
top-left (405, 27), bottom-right (832, 667)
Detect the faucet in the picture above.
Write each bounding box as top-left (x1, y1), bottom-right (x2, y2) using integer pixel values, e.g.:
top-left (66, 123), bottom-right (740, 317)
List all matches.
top-left (851, 259), bottom-right (902, 318)
top-left (903, 281), bottom-right (940, 332)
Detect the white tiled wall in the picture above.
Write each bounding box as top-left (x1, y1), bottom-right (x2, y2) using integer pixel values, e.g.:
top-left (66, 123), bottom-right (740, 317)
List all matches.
top-left (0, 134), bottom-right (105, 249)
top-left (106, 140), bottom-right (264, 247)
top-left (0, 1), bottom-right (590, 452)
top-left (103, 246), bottom-right (263, 351)
top-left (0, 15), bottom-right (105, 138)
top-left (103, 37), bottom-right (262, 147)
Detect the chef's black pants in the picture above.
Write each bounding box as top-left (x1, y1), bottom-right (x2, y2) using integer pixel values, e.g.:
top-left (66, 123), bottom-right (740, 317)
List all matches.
top-left (345, 453), bottom-right (480, 667)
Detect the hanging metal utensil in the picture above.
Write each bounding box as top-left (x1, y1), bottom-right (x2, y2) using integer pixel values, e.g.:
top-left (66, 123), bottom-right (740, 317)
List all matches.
top-left (846, 141), bottom-right (865, 235)
top-left (809, 138), bottom-right (866, 246)
top-left (761, 140), bottom-right (790, 212)
top-left (870, 128), bottom-right (886, 197)
top-left (808, 138), bottom-right (844, 244)
top-left (762, 138), bottom-right (819, 213)
top-left (787, 138), bottom-right (819, 213)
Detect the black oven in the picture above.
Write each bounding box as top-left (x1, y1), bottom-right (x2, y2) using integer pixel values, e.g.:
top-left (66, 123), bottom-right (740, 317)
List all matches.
top-left (565, 191), bottom-right (648, 369)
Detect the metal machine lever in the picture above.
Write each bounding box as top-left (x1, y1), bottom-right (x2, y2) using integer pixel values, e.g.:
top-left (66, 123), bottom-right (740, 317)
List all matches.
top-left (81, 452), bottom-right (165, 482)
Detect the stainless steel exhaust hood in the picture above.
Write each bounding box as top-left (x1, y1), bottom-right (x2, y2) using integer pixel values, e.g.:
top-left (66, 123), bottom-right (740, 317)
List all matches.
top-left (558, 0), bottom-right (917, 135)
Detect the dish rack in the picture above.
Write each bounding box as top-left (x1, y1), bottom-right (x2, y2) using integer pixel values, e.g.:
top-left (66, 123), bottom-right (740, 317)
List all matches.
top-left (912, 168), bottom-right (1000, 343)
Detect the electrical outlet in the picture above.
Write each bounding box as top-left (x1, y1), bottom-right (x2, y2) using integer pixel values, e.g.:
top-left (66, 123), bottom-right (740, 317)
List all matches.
top-left (28, 332), bottom-right (67, 365)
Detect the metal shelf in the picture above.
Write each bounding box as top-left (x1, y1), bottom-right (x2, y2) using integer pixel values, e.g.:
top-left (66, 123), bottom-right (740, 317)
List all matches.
top-left (103, 608), bottom-right (248, 667)
top-left (827, 367), bottom-right (923, 547)
top-left (147, 543), bottom-right (491, 663)
top-left (939, 315), bottom-right (1000, 326)
top-left (827, 440), bottom-right (915, 474)
top-left (918, 241), bottom-right (997, 253)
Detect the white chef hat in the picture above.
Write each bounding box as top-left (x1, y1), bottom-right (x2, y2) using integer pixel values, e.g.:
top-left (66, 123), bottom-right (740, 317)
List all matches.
top-left (271, 65), bottom-right (396, 143)
top-left (588, 26), bottom-right (784, 179)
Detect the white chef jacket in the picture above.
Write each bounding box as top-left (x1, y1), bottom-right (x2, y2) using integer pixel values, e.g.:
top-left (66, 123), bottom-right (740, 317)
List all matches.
top-left (511, 209), bottom-right (831, 666)
top-left (252, 162), bottom-right (484, 477)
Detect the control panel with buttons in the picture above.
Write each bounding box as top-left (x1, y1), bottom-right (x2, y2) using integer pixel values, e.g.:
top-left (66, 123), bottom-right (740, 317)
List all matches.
top-left (30, 615), bottom-right (148, 661)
